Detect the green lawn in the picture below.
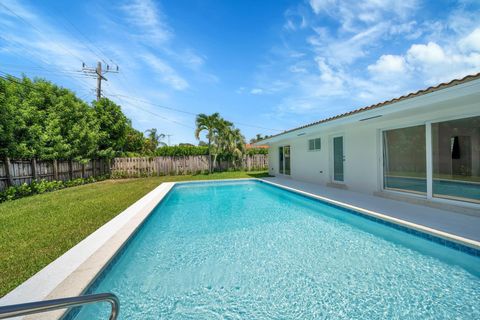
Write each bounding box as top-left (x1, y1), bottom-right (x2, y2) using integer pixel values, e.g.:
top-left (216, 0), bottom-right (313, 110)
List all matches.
top-left (0, 171), bottom-right (269, 297)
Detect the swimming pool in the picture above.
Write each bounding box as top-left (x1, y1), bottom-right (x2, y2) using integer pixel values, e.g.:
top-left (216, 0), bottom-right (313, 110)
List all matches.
top-left (73, 180), bottom-right (480, 319)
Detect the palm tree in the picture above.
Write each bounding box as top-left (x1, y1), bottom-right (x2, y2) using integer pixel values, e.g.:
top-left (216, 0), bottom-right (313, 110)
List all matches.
top-left (211, 119), bottom-right (234, 170)
top-left (250, 133), bottom-right (264, 144)
top-left (195, 113), bottom-right (222, 172)
top-left (223, 127), bottom-right (245, 168)
top-left (145, 128), bottom-right (166, 153)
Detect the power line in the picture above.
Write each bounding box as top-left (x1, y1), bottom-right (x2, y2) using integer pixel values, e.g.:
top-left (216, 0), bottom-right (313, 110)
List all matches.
top-left (48, 4), bottom-right (116, 66)
top-left (0, 36), bottom-right (95, 94)
top-left (108, 93), bottom-right (283, 132)
top-left (0, 71), bottom-right (93, 97)
top-left (1, 66), bottom-right (97, 78)
top-left (0, 2), bottom-right (85, 64)
top-left (110, 94), bottom-right (195, 129)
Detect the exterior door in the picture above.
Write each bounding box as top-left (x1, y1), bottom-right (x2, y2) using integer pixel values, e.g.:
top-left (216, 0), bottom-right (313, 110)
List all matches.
top-left (333, 136), bottom-right (344, 182)
top-left (284, 146), bottom-right (291, 175)
top-left (278, 145), bottom-right (291, 175)
top-left (279, 146), bottom-right (284, 174)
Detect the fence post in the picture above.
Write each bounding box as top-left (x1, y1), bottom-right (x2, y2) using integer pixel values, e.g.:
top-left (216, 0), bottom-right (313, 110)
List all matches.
top-left (31, 158), bottom-right (38, 181)
top-left (92, 159), bottom-right (96, 177)
top-left (81, 163), bottom-right (86, 178)
top-left (68, 159), bottom-right (74, 180)
top-left (4, 157), bottom-right (14, 187)
top-left (53, 159), bottom-right (58, 180)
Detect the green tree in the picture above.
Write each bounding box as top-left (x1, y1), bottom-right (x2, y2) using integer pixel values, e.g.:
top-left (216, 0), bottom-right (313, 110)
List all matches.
top-left (124, 126), bottom-right (145, 155)
top-left (93, 98), bottom-right (130, 158)
top-left (0, 76), bottom-right (99, 160)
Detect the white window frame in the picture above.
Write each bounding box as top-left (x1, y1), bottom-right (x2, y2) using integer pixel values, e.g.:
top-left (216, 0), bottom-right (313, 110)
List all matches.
top-left (308, 138), bottom-right (321, 151)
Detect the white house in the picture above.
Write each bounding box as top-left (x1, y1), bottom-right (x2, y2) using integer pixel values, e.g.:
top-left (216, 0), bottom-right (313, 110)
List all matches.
top-left (257, 73), bottom-right (480, 210)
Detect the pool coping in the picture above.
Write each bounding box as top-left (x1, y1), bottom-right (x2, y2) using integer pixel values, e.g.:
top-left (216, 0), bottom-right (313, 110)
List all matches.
top-left (0, 181), bottom-right (176, 319)
top-left (1, 177), bottom-right (479, 319)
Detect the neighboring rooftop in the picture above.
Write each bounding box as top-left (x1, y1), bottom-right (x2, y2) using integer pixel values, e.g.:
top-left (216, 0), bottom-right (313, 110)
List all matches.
top-left (259, 72), bottom-right (480, 142)
top-left (245, 144), bottom-right (269, 149)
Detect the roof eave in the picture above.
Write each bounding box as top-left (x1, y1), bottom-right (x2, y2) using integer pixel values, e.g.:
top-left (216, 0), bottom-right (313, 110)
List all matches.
top-left (258, 75), bottom-right (480, 145)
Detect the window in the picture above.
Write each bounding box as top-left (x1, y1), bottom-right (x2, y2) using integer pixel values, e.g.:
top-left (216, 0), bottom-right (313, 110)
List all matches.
top-left (308, 138), bottom-right (321, 151)
top-left (383, 125), bottom-right (426, 194)
top-left (432, 116), bottom-right (480, 203)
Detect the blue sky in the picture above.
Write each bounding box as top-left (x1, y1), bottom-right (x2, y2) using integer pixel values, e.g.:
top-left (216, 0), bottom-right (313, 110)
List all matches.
top-left (1, 0), bottom-right (479, 144)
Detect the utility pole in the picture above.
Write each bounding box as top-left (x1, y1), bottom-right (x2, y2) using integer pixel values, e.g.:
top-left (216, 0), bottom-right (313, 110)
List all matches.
top-left (82, 61), bottom-right (119, 101)
top-left (95, 62), bottom-right (103, 101)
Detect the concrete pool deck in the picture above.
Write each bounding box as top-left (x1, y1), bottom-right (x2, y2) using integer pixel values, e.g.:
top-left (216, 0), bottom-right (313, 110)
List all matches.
top-left (1, 177), bottom-right (479, 319)
top-left (261, 176), bottom-right (480, 242)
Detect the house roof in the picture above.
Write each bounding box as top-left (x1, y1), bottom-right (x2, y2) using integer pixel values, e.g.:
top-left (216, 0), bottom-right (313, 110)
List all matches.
top-left (245, 144), bottom-right (269, 149)
top-left (258, 72), bottom-right (480, 143)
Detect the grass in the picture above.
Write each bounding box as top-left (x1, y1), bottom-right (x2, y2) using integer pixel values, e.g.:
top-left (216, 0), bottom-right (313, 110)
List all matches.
top-left (0, 171), bottom-right (269, 297)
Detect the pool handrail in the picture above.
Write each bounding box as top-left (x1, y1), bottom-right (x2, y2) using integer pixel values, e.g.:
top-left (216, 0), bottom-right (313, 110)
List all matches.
top-left (0, 292), bottom-right (119, 319)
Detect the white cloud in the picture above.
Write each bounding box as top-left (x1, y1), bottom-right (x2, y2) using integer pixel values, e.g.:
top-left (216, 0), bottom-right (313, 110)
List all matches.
top-left (289, 65), bottom-right (308, 73)
top-left (406, 42), bottom-right (446, 64)
top-left (283, 7), bottom-right (308, 31)
top-left (308, 22), bottom-right (390, 67)
top-left (459, 27), bottom-right (480, 52)
top-left (389, 21), bottom-right (422, 39)
top-left (257, 1), bottom-right (480, 122)
top-left (182, 50), bottom-right (205, 69)
top-left (368, 54), bottom-right (406, 74)
top-left (250, 88), bottom-right (264, 95)
top-left (120, 0), bottom-right (172, 42)
top-left (308, 0), bottom-right (336, 15)
top-left (309, 0), bottom-right (417, 32)
top-left (315, 57), bottom-right (344, 92)
top-left (236, 87), bottom-right (246, 94)
top-left (140, 52), bottom-right (189, 90)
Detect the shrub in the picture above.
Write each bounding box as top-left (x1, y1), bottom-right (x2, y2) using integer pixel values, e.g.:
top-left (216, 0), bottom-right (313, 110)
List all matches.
top-left (17, 183), bottom-right (32, 197)
top-left (0, 175), bottom-right (109, 203)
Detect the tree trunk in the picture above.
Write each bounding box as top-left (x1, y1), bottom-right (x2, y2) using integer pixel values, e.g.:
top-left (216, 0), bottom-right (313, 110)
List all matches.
top-left (208, 138), bottom-right (212, 173)
top-left (213, 154), bottom-right (218, 172)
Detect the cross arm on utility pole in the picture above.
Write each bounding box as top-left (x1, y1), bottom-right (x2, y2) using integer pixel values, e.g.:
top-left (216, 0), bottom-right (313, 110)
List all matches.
top-left (82, 61), bottom-right (119, 101)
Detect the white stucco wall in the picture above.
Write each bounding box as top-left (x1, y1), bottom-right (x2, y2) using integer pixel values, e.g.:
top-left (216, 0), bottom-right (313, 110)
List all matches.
top-left (265, 83), bottom-right (480, 199)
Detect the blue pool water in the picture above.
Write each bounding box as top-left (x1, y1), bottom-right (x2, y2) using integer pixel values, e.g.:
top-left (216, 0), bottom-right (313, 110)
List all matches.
top-left (74, 180), bottom-right (480, 319)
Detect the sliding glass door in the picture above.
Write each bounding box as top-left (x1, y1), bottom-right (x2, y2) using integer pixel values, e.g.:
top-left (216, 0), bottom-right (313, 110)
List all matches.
top-left (382, 115), bottom-right (480, 204)
top-left (431, 116), bottom-right (480, 203)
top-left (383, 125), bottom-right (426, 194)
top-left (278, 145), bottom-right (291, 175)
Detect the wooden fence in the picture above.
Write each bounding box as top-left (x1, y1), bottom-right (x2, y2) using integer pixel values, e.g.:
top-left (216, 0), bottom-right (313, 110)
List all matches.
top-left (0, 158), bottom-right (109, 191)
top-left (0, 154), bottom-right (269, 190)
top-left (110, 154), bottom-right (268, 178)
